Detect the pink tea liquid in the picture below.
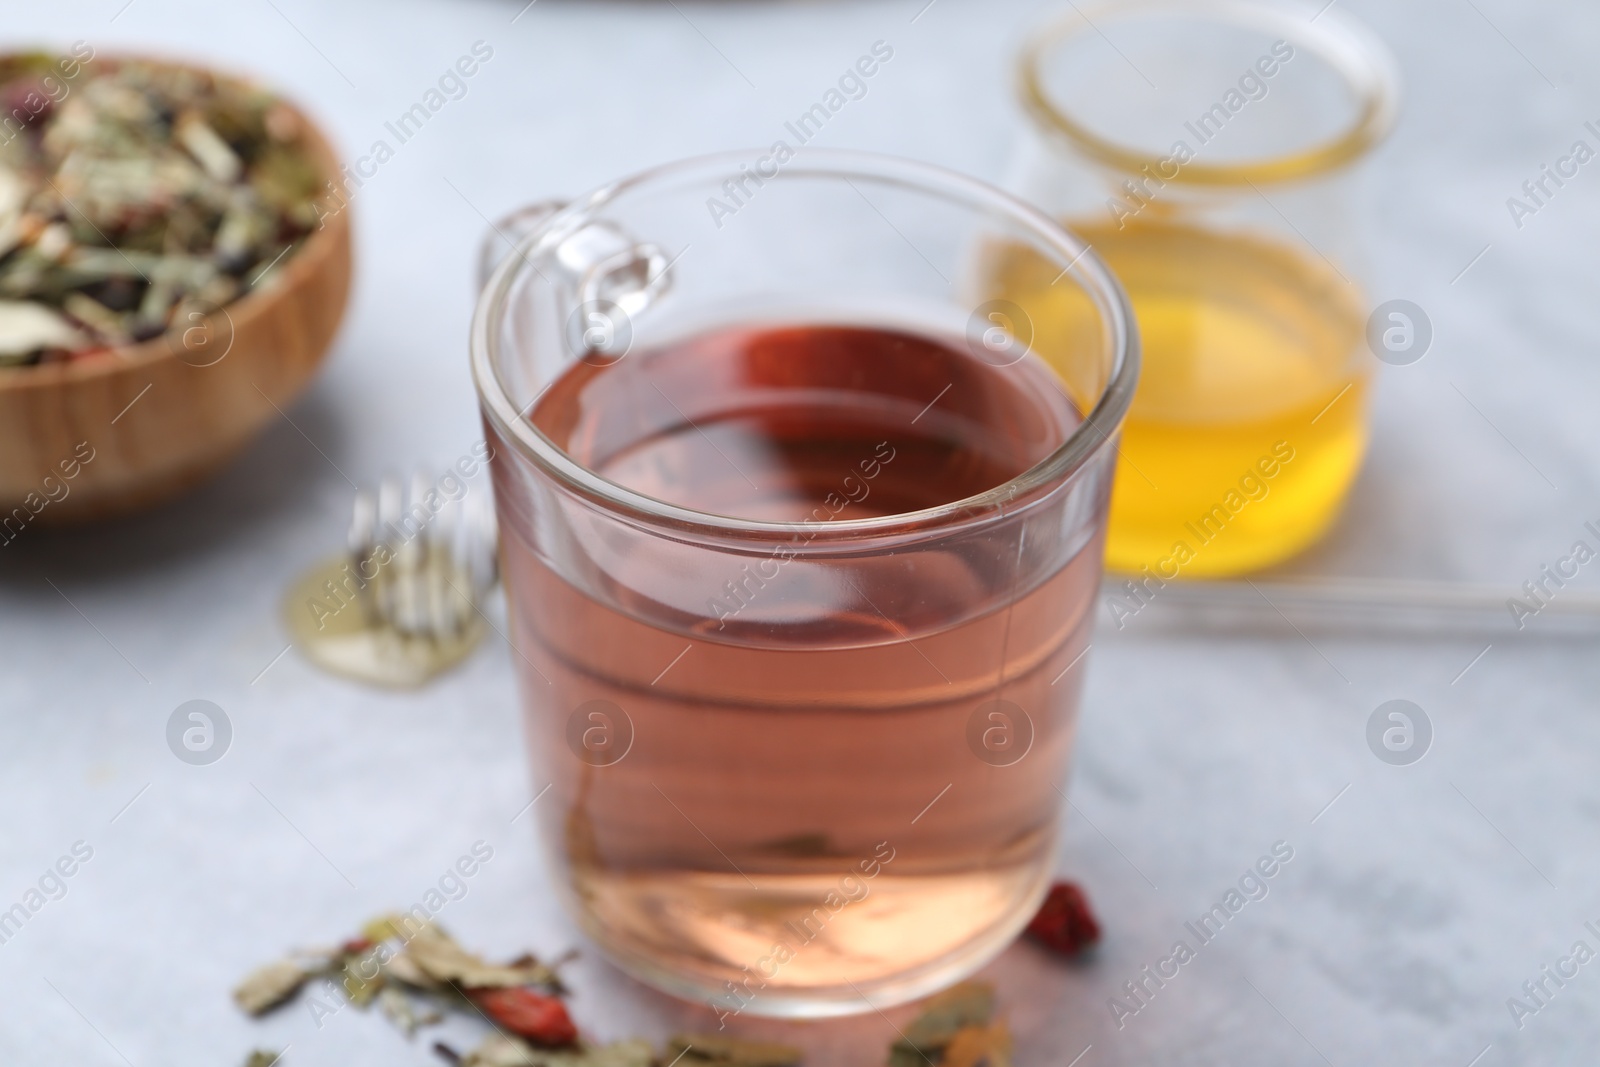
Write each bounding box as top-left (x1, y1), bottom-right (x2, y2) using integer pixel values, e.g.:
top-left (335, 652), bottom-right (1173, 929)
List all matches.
top-left (495, 323), bottom-right (1105, 1012)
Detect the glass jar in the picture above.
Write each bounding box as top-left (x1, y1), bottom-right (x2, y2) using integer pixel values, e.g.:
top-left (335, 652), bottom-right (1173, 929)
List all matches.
top-left (993, 0), bottom-right (1399, 578)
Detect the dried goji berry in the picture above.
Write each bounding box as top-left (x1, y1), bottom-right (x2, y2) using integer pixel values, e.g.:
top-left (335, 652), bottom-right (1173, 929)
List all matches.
top-left (469, 987), bottom-right (578, 1046)
top-left (1025, 881), bottom-right (1100, 956)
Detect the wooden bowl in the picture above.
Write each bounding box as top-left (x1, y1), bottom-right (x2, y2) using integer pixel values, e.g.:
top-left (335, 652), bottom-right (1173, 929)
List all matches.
top-left (0, 61), bottom-right (351, 527)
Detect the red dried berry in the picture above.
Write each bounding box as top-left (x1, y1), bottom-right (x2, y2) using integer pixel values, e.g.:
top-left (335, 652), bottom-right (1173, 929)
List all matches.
top-left (340, 937), bottom-right (375, 956)
top-left (469, 987), bottom-right (578, 1047)
top-left (1025, 881), bottom-right (1100, 956)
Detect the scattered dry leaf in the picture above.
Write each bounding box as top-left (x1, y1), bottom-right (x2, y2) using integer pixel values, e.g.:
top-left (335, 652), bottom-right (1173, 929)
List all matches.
top-left (939, 1024), bottom-right (1011, 1067)
top-left (233, 959), bottom-right (311, 1016)
top-left (889, 982), bottom-right (995, 1067)
top-left (460, 1032), bottom-right (653, 1067)
top-left (383, 948), bottom-right (444, 991)
top-left (339, 951), bottom-right (385, 1008)
top-left (362, 913), bottom-right (410, 943)
top-left (243, 1052), bottom-right (281, 1067)
top-left (667, 1034), bottom-right (804, 1066)
top-left (400, 923), bottom-right (561, 990)
top-left (378, 985), bottom-right (442, 1037)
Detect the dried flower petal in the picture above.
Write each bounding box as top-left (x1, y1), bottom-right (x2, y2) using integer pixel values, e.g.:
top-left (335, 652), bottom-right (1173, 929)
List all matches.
top-left (469, 987), bottom-right (577, 1046)
top-left (1024, 882), bottom-right (1100, 957)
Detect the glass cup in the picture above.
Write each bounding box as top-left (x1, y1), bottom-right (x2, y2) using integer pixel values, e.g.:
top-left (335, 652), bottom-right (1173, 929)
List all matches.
top-left (994, 0), bottom-right (1399, 578)
top-left (469, 151), bottom-right (1138, 1016)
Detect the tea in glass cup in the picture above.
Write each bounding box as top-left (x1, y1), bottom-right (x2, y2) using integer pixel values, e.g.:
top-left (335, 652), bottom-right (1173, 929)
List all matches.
top-left (471, 152), bottom-right (1138, 1015)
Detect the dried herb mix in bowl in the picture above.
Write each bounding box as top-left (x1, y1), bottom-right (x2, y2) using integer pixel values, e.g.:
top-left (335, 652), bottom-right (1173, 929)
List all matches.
top-left (0, 48), bottom-right (325, 366)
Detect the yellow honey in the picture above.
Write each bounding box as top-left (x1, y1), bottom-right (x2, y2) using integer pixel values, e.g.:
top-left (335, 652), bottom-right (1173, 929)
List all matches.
top-left (987, 218), bottom-right (1370, 577)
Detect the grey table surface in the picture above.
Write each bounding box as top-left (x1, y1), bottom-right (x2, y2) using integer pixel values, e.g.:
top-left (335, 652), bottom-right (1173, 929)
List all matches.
top-left (3, 0), bottom-right (1599, 1064)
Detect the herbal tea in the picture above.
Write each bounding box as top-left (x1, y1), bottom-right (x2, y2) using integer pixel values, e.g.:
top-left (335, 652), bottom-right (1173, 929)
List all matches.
top-left (494, 323), bottom-right (1104, 1009)
top-left (987, 219), bottom-right (1369, 576)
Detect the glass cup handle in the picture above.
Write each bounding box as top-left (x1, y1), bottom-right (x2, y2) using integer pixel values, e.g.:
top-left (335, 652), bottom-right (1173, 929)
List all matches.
top-left (476, 200), bottom-right (568, 292)
top-left (476, 201), bottom-right (674, 358)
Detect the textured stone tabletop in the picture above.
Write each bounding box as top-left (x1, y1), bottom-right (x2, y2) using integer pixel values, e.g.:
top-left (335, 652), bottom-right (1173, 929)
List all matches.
top-left (3, 0), bottom-right (1599, 1064)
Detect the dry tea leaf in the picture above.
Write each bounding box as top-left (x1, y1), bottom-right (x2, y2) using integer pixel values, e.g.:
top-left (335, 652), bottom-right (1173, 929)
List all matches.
top-left (383, 948), bottom-right (444, 991)
top-left (244, 1052), bottom-right (282, 1067)
top-left (361, 913), bottom-right (411, 944)
top-left (667, 1034), bottom-right (804, 1066)
top-left (752, 832), bottom-right (833, 858)
top-left (939, 1024), bottom-right (1011, 1067)
top-left (0, 55), bottom-right (324, 366)
top-left (0, 300), bottom-right (86, 362)
top-left (461, 1033), bottom-right (530, 1067)
top-left (888, 982), bottom-right (995, 1066)
top-left (581, 1040), bottom-right (657, 1067)
top-left (236, 915), bottom-right (585, 1064)
top-left (400, 923), bottom-right (561, 990)
top-left (174, 110), bottom-right (242, 183)
top-left (339, 952), bottom-right (385, 1008)
top-left (233, 958), bottom-right (311, 1016)
top-left (461, 1032), bottom-right (652, 1067)
top-left (379, 985), bottom-right (418, 1035)
top-left (378, 985), bottom-right (442, 1037)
